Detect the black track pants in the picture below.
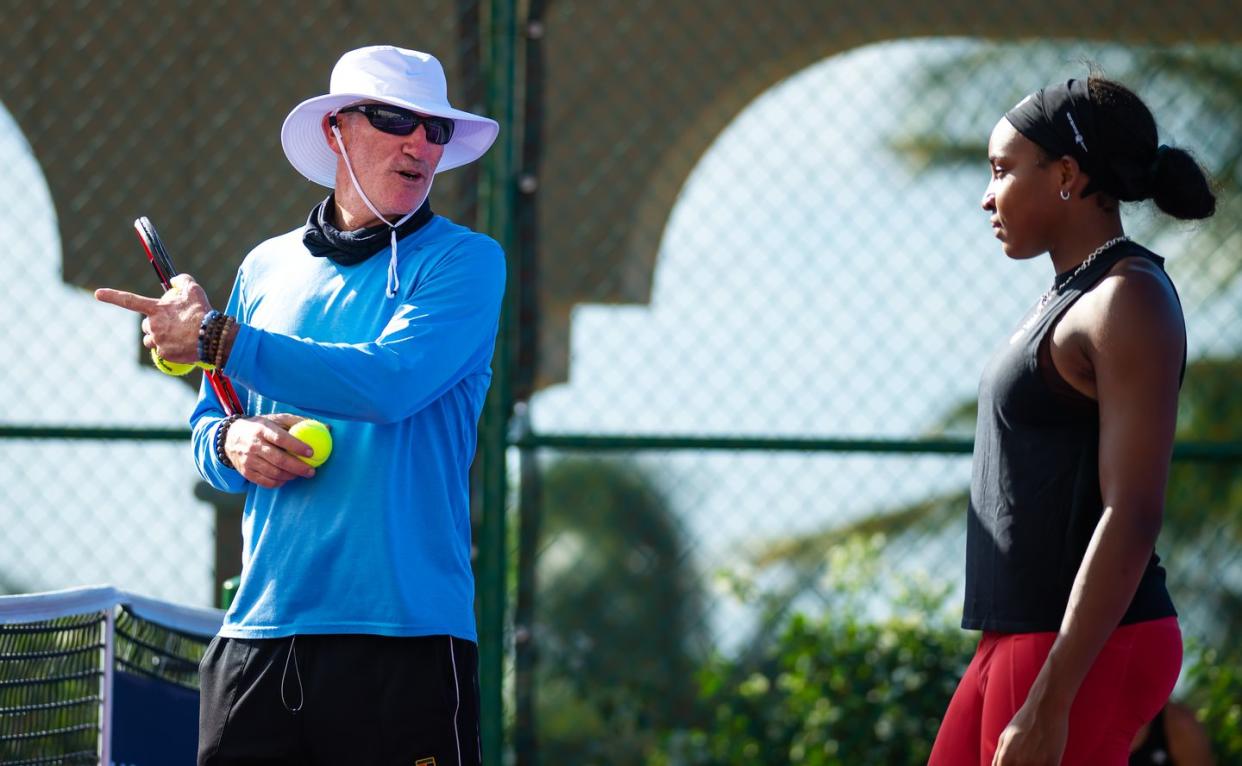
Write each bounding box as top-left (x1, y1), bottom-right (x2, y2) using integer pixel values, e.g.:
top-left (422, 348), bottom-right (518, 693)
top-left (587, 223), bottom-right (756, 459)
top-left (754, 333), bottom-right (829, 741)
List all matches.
top-left (197, 633), bottom-right (480, 766)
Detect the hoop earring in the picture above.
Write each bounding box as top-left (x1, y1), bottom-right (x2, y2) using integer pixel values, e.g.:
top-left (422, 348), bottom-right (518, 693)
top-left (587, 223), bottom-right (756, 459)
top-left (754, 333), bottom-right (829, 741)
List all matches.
top-left (1059, 189), bottom-right (1071, 201)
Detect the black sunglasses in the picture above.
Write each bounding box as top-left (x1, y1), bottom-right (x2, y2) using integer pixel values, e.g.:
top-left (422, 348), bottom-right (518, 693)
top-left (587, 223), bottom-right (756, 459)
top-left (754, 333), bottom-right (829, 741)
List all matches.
top-left (334, 104), bottom-right (455, 145)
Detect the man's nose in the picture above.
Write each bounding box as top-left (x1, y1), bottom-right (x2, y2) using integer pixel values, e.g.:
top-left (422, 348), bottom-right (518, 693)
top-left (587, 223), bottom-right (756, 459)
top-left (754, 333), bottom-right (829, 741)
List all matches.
top-left (402, 125), bottom-right (432, 152)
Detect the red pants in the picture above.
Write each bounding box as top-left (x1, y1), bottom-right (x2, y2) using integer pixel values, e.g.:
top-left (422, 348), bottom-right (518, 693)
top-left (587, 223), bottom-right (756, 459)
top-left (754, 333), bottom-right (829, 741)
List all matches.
top-left (928, 617), bottom-right (1181, 766)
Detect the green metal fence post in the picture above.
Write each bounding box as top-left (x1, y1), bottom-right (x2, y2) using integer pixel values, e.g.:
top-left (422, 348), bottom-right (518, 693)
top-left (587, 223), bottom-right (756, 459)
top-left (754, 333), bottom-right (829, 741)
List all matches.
top-left (478, 0), bottom-right (519, 761)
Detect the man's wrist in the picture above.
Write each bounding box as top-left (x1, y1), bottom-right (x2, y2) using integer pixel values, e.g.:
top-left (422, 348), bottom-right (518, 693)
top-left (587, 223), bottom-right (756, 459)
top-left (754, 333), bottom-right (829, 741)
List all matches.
top-left (215, 414), bottom-right (242, 470)
top-left (218, 318), bottom-right (240, 370)
top-left (198, 310), bottom-right (239, 370)
top-left (198, 310), bottom-right (222, 364)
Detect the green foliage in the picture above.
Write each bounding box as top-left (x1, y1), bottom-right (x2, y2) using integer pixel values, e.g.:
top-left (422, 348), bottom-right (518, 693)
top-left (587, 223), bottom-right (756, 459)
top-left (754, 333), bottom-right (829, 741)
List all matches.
top-left (531, 457), bottom-right (709, 764)
top-left (1184, 643), bottom-right (1242, 762)
top-left (651, 615), bottom-right (973, 765)
top-left (650, 536), bottom-right (974, 766)
top-left (1177, 358), bottom-right (1242, 444)
top-left (1162, 358), bottom-right (1242, 649)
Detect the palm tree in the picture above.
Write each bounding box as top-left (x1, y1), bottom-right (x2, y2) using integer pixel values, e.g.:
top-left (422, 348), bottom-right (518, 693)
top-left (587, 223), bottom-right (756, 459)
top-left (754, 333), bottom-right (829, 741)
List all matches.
top-left (890, 42), bottom-right (1242, 304)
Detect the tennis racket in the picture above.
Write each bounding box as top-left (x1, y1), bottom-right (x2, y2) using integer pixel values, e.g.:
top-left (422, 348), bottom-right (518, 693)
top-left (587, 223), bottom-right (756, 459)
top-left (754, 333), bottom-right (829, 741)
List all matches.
top-left (133, 216), bottom-right (245, 416)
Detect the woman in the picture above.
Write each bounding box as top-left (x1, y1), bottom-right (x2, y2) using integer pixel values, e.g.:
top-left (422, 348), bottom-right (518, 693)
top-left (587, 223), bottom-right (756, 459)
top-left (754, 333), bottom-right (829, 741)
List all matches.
top-left (928, 76), bottom-right (1216, 766)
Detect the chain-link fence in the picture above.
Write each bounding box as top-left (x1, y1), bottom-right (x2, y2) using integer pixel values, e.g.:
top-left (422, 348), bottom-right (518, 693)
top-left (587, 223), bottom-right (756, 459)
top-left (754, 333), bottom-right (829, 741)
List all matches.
top-left (509, 2), bottom-right (1242, 764)
top-left (0, 0), bottom-right (492, 599)
top-left (2, 1), bottom-right (1241, 764)
top-left (0, 0), bottom-right (514, 756)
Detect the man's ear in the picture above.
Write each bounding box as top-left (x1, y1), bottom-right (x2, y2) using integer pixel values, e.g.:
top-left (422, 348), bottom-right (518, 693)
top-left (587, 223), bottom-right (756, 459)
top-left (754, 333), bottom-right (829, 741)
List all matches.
top-left (321, 114), bottom-right (342, 156)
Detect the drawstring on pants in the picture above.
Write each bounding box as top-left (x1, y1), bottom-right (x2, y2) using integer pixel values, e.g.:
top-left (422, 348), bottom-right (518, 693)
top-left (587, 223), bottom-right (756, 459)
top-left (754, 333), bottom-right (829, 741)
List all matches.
top-left (281, 635), bottom-right (304, 714)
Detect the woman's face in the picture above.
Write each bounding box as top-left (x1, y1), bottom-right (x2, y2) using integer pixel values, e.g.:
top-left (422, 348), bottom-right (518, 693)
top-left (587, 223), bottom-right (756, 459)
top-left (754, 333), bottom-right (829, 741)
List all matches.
top-left (981, 118), bottom-right (1063, 261)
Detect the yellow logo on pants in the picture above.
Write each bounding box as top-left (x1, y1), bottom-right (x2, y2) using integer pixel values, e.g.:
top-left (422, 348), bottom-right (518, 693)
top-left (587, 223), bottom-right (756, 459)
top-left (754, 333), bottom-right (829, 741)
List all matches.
top-left (415, 759), bottom-right (437, 766)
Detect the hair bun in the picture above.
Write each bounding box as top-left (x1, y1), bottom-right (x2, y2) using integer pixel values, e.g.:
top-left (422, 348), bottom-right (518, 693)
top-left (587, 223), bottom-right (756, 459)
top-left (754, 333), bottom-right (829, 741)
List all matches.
top-left (1086, 77), bottom-right (1216, 221)
top-left (1151, 144), bottom-right (1216, 220)
top-left (1149, 144), bottom-right (1171, 177)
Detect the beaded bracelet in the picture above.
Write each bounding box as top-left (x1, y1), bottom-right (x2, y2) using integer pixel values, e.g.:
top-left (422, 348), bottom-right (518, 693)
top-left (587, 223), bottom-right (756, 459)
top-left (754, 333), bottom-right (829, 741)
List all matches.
top-left (215, 413), bottom-right (242, 469)
top-left (198, 310), bottom-right (236, 370)
top-left (212, 315), bottom-right (236, 370)
top-left (209, 316), bottom-right (226, 365)
top-left (198, 310), bottom-right (222, 365)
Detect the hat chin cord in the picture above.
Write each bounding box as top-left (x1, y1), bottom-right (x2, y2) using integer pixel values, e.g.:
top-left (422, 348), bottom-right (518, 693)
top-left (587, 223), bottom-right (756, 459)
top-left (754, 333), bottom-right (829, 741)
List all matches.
top-left (331, 120), bottom-right (432, 299)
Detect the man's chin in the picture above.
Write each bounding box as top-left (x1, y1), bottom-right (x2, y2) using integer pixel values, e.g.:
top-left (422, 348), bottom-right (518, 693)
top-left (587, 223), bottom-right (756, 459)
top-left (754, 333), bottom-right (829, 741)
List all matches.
top-left (383, 194), bottom-right (429, 219)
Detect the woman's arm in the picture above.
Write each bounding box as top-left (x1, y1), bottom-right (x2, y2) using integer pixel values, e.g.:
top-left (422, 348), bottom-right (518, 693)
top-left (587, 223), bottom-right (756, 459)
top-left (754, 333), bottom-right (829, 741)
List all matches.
top-left (994, 259), bottom-right (1185, 766)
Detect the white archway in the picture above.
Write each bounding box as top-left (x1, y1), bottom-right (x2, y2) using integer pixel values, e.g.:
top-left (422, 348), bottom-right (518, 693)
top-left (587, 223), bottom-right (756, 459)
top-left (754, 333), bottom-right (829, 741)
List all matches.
top-left (0, 103), bottom-right (212, 604)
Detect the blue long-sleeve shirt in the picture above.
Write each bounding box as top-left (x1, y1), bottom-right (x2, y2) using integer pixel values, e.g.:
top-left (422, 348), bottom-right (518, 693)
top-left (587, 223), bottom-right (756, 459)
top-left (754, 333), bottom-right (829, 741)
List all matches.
top-left (190, 215), bottom-right (505, 641)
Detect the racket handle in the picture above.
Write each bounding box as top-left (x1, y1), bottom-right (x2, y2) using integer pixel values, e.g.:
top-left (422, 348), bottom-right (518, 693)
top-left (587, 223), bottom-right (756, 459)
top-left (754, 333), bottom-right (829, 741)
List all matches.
top-left (204, 372), bottom-right (231, 416)
top-left (206, 369), bottom-right (244, 416)
top-left (218, 375), bottom-right (244, 415)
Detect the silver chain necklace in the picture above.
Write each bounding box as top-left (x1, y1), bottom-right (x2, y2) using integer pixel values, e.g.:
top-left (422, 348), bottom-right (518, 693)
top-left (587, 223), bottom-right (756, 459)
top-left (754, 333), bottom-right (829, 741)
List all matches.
top-left (1025, 235), bottom-right (1130, 328)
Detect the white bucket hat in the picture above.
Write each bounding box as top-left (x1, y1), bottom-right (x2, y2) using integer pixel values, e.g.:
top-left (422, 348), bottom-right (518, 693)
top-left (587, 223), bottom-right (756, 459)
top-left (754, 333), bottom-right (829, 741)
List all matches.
top-left (281, 45), bottom-right (499, 187)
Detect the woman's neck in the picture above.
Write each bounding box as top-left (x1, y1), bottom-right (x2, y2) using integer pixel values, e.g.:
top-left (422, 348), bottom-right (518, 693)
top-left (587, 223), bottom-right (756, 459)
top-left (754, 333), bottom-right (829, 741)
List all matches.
top-left (1048, 211), bottom-right (1125, 275)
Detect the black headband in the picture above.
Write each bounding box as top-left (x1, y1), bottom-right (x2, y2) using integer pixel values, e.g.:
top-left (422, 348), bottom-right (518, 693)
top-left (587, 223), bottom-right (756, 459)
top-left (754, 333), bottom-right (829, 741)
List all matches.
top-left (1005, 79), bottom-right (1095, 159)
top-left (1005, 79), bottom-right (1123, 198)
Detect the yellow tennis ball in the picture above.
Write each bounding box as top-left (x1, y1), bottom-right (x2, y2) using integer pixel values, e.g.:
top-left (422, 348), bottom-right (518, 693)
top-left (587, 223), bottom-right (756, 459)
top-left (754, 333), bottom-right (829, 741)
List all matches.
top-left (289, 419), bottom-right (333, 468)
top-left (151, 348), bottom-right (196, 376)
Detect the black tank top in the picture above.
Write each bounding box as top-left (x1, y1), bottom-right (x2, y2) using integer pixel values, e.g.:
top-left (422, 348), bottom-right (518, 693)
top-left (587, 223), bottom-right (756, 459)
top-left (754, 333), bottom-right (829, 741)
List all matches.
top-left (962, 241), bottom-right (1179, 632)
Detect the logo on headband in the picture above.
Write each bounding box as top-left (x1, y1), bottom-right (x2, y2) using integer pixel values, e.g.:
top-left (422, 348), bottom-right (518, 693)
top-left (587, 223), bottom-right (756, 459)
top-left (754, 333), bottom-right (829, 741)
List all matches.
top-left (1066, 113), bottom-right (1088, 153)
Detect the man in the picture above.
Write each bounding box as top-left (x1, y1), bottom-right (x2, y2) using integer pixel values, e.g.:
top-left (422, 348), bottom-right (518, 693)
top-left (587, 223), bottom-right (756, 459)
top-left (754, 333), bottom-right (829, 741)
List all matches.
top-left (95, 45), bottom-right (504, 765)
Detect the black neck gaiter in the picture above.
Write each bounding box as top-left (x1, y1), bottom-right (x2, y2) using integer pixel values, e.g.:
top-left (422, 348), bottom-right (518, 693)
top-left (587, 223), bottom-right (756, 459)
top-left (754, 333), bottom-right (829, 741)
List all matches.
top-left (302, 195), bottom-right (434, 266)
